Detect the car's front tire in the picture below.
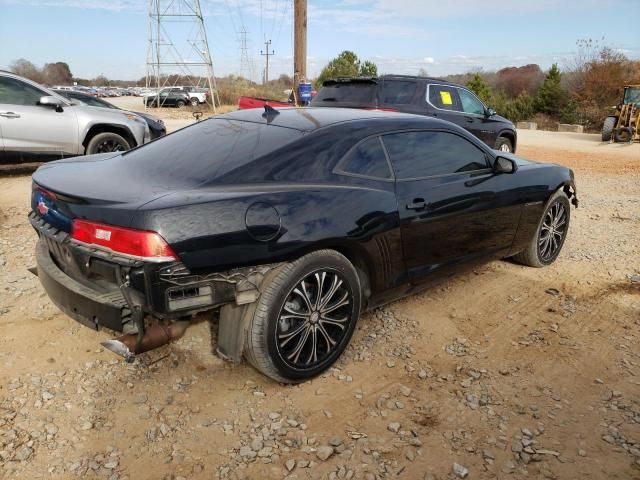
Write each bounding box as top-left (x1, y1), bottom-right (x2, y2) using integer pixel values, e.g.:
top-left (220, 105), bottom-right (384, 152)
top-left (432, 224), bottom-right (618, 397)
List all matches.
top-left (190, 97), bottom-right (199, 107)
top-left (176, 100), bottom-right (186, 108)
top-left (244, 250), bottom-right (361, 383)
top-left (495, 137), bottom-right (513, 153)
top-left (85, 132), bottom-right (131, 155)
top-left (513, 190), bottom-right (570, 268)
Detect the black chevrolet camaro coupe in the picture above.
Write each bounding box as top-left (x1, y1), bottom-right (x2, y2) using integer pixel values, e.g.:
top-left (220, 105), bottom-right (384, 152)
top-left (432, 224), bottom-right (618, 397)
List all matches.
top-left (30, 107), bottom-right (577, 382)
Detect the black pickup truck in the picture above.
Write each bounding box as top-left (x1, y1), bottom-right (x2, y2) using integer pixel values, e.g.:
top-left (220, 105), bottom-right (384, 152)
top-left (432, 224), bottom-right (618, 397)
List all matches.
top-left (311, 75), bottom-right (518, 153)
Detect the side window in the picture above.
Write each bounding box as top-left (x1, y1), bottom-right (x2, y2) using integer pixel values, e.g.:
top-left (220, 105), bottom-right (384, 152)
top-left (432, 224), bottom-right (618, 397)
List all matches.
top-left (0, 77), bottom-right (46, 106)
top-left (458, 88), bottom-right (486, 115)
top-left (382, 131), bottom-right (488, 179)
top-left (427, 84), bottom-right (460, 111)
top-left (379, 81), bottom-right (417, 104)
top-left (339, 137), bottom-right (392, 179)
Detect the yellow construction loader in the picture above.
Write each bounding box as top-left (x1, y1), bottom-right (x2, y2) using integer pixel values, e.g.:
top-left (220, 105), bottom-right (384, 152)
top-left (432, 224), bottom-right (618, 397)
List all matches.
top-left (602, 85), bottom-right (640, 143)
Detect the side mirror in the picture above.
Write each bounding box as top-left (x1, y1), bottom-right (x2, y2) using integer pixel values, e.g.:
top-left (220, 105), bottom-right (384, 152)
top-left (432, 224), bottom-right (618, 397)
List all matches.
top-left (38, 96), bottom-right (65, 112)
top-left (494, 156), bottom-right (517, 174)
top-left (485, 107), bottom-right (496, 117)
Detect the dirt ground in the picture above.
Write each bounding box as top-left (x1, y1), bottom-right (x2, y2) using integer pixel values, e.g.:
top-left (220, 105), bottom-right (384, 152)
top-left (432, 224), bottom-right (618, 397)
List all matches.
top-left (0, 127), bottom-right (639, 480)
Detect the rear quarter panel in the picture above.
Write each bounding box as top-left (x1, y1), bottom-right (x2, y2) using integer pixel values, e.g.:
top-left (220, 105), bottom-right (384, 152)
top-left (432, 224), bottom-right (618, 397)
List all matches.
top-left (133, 185), bottom-right (404, 294)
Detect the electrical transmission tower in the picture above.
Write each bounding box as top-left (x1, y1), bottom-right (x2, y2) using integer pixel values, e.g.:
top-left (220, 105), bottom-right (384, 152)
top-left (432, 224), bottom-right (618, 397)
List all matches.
top-left (146, 0), bottom-right (218, 111)
top-left (239, 27), bottom-right (252, 81)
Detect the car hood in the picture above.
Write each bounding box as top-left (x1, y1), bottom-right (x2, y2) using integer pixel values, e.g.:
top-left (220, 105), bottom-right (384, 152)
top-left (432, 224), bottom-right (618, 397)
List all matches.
top-left (491, 113), bottom-right (512, 125)
top-left (72, 104), bottom-right (141, 122)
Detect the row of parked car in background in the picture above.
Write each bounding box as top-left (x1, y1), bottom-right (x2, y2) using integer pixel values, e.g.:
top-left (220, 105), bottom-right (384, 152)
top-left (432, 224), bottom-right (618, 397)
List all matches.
top-left (0, 70), bottom-right (166, 162)
top-left (52, 85), bottom-right (210, 108)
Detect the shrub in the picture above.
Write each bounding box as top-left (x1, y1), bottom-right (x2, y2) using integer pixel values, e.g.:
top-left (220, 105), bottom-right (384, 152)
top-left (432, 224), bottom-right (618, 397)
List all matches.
top-left (466, 73), bottom-right (492, 103)
top-left (491, 91), bottom-right (535, 123)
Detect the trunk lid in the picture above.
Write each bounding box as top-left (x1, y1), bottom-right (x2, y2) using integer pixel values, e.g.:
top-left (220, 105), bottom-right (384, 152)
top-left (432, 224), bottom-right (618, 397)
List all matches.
top-left (31, 153), bottom-right (172, 232)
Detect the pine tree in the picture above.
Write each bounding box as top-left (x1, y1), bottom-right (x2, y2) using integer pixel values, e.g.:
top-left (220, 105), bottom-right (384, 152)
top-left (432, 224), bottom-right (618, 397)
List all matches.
top-left (315, 51), bottom-right (378, 88)
top-left (465, 73), bottom-right (492, 103)
top-left (535, 64), bottom-right (566, 116)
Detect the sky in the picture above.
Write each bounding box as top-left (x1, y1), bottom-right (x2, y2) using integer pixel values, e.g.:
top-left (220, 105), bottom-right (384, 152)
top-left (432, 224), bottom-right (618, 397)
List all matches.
top-left (0, 0), bottom-right (639, 82)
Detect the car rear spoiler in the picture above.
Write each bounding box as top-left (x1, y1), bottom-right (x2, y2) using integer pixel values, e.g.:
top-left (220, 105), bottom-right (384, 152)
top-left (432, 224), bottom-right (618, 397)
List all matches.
top-left (322, 77), bottom-right (378, 87)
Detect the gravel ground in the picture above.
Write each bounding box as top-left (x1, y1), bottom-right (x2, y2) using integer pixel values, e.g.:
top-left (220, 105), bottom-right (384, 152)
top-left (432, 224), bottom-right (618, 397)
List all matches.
top-left (0, 134), bottom-right (639, 480)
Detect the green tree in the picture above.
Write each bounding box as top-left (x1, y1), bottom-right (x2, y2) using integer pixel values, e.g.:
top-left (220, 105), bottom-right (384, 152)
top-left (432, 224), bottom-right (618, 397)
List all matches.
top-left (360, 60), bottom-right (378, 77)
top-left (315, 51), bottom-right (378, 88)
top-left (535, 63), bottom-right (565, 116)
top-left (465, 73), bottom-right (492, 103)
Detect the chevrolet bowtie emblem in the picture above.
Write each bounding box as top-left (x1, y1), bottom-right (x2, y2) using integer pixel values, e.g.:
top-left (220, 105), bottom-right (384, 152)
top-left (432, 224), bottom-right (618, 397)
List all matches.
top-left (37, 201), bottom-right (49, 215)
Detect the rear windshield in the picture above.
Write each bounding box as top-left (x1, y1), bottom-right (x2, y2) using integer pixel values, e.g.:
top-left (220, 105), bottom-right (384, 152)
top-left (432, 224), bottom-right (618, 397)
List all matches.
top-left (312, 82), bottom-right (376, 104)
top-left (121, 118), bottom-right (303, 185)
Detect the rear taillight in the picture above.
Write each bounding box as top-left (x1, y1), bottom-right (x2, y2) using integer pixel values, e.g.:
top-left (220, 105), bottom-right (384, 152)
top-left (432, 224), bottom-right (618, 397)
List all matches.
top-left (72, 219), bottom-right (177, 262)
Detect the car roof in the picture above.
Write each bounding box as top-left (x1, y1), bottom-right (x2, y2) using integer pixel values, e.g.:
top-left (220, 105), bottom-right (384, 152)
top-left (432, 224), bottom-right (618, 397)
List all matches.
top-left (218, 106), bottom-right (444, 132)
top-left (321, 75), bottom-right (461, 89)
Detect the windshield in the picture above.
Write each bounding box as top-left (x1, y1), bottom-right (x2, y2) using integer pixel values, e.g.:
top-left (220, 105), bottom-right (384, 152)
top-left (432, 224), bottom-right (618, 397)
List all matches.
top-left (120, 118), bottom-right (304, 186)
top-left (623, 87), bottom-right (640, 105)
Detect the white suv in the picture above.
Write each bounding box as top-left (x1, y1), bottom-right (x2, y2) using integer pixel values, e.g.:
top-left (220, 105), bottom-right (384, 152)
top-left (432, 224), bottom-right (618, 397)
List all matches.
top-left (0, 71), bottom-right (150, 162)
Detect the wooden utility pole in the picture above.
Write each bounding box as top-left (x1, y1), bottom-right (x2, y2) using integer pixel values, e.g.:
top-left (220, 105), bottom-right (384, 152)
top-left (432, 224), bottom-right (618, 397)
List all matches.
top-left (293, 0), bottom-right (307, 105)
top-left (261, 39), bottom-right (274, 84)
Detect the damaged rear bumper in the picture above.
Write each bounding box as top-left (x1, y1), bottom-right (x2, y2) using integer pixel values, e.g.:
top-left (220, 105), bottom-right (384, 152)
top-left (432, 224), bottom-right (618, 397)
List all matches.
top-left (31, 212), bottom-right (280, 361)
top-left (35, 240), bottom-right (129, 331)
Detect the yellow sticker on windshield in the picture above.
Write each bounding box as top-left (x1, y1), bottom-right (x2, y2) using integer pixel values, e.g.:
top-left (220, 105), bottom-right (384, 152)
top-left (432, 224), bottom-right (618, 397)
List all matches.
top-left (440, 91), bottom-right (453, 105)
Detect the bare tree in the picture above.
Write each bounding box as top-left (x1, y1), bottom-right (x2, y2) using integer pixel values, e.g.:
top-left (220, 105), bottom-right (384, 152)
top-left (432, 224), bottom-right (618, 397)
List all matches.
top-left (10, 59), bottom-right (43, 83)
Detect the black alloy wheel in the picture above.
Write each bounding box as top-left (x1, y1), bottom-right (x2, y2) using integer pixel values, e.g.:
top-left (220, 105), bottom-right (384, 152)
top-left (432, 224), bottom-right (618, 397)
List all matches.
top-left (276, 269), bottom-right (354, 369)
top-left (512, 190), bottom-right (571, 268)
top-left (95, 138), bottom-right (127, 153)
top-left (537, 200), bottom-right (568, 262)
top-left (244, 249), bottom-right (361, 383)
top-left (85, 132), bottom-right (131, 155)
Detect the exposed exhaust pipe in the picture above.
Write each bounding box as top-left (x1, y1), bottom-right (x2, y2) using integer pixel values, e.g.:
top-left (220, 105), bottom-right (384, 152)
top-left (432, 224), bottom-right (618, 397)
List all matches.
top-left (101, 320), bottom-right (190, 362)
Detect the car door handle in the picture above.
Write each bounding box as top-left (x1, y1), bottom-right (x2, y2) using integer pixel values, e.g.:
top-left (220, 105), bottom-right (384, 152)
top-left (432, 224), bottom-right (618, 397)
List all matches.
top-left (465, 117), bottom-right (474, 123)
top-left (0, 111), bottom-right (21, 119)
top-left (406, 198), bottom-right (427, 210)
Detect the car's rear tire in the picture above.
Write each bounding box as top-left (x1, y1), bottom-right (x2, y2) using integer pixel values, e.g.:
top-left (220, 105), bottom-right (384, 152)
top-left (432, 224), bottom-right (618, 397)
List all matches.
top-left (244, 250), bottom-right (361, 383)
top-left (176, 100), bottom-right (186, 108)
top-left (602, 116), bottom-right (616, 141)
top-left (513, 190), bottom-right (570, 268)
top-left (495, 137), bottom-right (513, 153)
top-left (190, 97), bottom-right (199, 107)
top-left (85, 132), bottom-right (131, 155)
